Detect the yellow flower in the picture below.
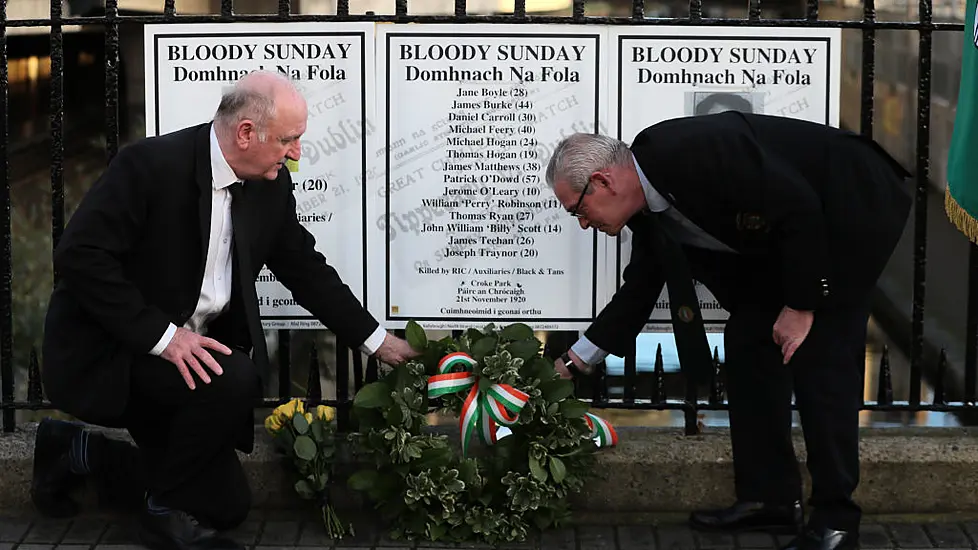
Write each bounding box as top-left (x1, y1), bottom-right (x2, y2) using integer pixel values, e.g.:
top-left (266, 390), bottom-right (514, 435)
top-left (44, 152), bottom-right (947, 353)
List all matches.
top-left (316, 405), bottom-right (336, 422)
top-left (264, 413), bottom-right (283, 434)
top-left (273, 398), bottom-right (304, 419)
top-left (304, 412), bottom-right (313, 425)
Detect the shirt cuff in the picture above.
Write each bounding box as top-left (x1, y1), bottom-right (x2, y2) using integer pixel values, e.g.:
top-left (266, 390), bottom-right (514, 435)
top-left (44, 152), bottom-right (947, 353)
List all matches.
top-left (359, 325), bottom-right (387, 355)
top-left (149, 323), bottom-right (177, 356)
top-left (571, 335), bottom-right (609, 366)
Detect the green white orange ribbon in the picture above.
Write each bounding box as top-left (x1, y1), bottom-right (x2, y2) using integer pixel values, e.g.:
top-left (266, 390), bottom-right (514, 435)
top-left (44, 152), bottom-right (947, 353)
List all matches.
top-left (585, 412), bottom-right (619, 447)
top-left (427, 351), bottom-right (530, 457)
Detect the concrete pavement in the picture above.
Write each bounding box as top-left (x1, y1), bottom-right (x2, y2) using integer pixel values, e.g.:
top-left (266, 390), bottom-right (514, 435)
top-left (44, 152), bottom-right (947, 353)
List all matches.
top-left (5, 514), bottom-right (978, 550)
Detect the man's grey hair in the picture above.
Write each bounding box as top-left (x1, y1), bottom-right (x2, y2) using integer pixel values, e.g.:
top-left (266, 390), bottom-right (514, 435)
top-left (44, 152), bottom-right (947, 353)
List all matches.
top-left (213, 71), bottom-right (296, 142)
top-left (545, 133), bottom-right (632, 192)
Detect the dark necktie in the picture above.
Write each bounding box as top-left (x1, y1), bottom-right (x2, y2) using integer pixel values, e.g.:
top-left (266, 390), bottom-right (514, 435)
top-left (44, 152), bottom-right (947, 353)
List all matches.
top-left (228, 182), bottom-right (270, 375)
top-left (645, 213), bottom-right (713, 385)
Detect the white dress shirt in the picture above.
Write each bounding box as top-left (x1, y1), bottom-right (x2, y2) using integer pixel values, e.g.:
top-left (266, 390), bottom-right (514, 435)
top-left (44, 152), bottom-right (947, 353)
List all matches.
top-left (570, 154), bottom-right (734, 366)
top-left (150, 126), bottom-right (387, 358)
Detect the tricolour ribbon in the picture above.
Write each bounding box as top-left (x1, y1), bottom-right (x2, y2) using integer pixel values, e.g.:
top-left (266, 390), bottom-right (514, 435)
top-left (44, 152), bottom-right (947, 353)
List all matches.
top-left (427, 351), bottom-right (529, 457)
top-left (585, 412), bottom-right (619, 448)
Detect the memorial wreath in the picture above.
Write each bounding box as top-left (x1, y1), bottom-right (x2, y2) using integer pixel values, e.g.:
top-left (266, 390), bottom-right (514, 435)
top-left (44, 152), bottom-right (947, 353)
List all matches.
top-left (347, 321), bottom-right (618, 545)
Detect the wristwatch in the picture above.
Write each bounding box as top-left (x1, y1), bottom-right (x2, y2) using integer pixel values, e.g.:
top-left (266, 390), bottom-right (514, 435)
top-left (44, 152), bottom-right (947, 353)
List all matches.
top-left (559, 351), bottom-right (586, 377)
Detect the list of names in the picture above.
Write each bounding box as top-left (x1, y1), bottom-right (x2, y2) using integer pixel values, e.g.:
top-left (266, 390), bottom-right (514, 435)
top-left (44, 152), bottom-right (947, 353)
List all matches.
top-left (372, 28), bottom-right (603, 329)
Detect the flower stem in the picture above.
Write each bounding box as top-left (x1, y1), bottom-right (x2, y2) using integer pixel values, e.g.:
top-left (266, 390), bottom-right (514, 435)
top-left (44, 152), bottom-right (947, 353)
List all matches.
top-left (321, 503), bottom-right (349, 539)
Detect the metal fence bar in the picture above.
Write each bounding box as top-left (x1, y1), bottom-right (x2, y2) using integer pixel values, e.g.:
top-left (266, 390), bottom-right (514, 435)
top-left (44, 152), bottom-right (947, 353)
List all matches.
top-left (623, 338), bottom-right (637, 405)
top-left (861, 0), bottom-right (876, 139)
top-left (277, 330), bottom-right (291, 398)
top-left (910, 0), bottom-right (933, 406)
top-left (335, 342), bottom-right (350, 430)
top-left (0, 0), bottom-right (11, 433)
top-left (105, 0), bottom-right (120, 161)
top-left (749, 0), bottom-right (762, 22)
top-left (967, 247), bottom-right (978, 402)
top-left (351, 346), bottom-right (364, 394)
top-left (0, 15), bottom-right (963, 30)
top-left (515, 0), bottom-right (526, 18)
top-left (50, 0), bottom-right (65, 278)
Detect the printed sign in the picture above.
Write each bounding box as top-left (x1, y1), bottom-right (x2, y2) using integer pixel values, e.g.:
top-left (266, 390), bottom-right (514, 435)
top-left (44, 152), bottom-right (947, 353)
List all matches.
top-left (606, 26), bottom-right (841, 331)
top-left (366, 24), bottom-right (611, 330)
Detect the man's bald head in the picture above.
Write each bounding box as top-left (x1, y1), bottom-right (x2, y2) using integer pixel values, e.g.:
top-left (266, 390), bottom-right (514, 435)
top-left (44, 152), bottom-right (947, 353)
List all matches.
top-left (214, 70), bottom-right (305, 142)
top-left (212, 70), bottom-right (308, 181)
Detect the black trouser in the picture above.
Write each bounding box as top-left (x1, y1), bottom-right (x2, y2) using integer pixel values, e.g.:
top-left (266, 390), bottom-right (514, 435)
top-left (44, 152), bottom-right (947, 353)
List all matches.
top-left (723, 303), bottom-right (869, 531)
top-left (87, 349), bottom-right (259, 531)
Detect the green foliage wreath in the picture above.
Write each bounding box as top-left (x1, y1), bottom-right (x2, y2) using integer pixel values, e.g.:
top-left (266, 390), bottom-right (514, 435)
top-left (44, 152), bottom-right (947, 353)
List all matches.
top-left (347, 321), bottom-right (618, 545)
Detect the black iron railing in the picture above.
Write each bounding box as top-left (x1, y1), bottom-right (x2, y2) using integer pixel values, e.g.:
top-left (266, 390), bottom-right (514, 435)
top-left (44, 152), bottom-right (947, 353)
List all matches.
top-left (0, 0), bottom-right (972, 436)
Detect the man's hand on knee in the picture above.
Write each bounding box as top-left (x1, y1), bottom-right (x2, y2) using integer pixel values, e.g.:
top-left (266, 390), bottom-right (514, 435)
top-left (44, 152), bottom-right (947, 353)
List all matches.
top-left (772, 306), bottom-right (814, 365)
top-left (160, 328), bottom-right (232, 390)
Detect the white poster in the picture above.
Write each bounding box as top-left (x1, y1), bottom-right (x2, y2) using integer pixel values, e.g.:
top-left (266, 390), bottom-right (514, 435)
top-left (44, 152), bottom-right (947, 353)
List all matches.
top-left (144, 22), bottom-right (375, 329)
top-left (606, 26), bottom-right (841, 331)
top-left (367, 24), bottom-right (610, 331)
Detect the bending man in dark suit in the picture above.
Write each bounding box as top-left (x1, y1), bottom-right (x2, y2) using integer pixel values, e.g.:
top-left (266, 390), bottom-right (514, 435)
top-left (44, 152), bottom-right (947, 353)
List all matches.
top-left (546, 112), bottom-right (911, 550)
top-left (32, 71), bottom-right (418, 550)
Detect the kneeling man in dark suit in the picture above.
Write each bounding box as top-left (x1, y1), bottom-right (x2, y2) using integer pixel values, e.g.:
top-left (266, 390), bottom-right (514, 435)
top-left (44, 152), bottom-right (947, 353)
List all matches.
top-left (546, 112), bottom-right (912, 550)
top-left (32, 71), bottom-right (417, 550)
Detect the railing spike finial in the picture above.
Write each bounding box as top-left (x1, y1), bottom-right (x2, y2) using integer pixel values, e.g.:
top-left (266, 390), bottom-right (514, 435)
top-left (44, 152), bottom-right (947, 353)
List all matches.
top-left (710, 346), bottom-right (723, 405)
top-left (876, 345), bottom-right (893, 405)
top-left (653, 343), bottom-right (665, 403)
top-left (28, 346), bottom-right (43, 404)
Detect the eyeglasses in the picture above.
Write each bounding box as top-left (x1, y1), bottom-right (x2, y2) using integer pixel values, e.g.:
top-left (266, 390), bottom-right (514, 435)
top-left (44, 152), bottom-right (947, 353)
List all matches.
top-left (569, 179), bottom-right (591, 218)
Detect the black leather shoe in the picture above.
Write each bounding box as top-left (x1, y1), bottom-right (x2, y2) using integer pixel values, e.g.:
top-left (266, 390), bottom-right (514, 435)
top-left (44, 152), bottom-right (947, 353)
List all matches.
top-left (779, 527), bottom-right (858, 550)
top-left (31, 418), bottom-right (86, 518)
top-left (689, 500), bottom-right (804, 534)
top-left (138, 507), bottom-right (244, 550)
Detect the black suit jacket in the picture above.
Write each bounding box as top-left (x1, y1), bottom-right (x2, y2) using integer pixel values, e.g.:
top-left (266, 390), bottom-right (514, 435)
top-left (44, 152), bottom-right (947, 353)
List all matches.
top-left (585, 112), bottom-right (913, 357)
top-left (42, 122), bottom-right (379, 430)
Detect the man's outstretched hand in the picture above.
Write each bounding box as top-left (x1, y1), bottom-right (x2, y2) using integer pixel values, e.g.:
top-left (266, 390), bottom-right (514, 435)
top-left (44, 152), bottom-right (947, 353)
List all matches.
top-left (374, 332), bottom-right (421, 365)
top-left (160, 327), bottom-right (232, 390)
top-left (554, 349), bottom-right (589, 379)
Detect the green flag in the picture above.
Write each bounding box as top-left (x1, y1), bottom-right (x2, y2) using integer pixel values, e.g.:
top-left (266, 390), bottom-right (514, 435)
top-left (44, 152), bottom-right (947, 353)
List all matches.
top-left (946, 0), bottom-right (978, 243)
